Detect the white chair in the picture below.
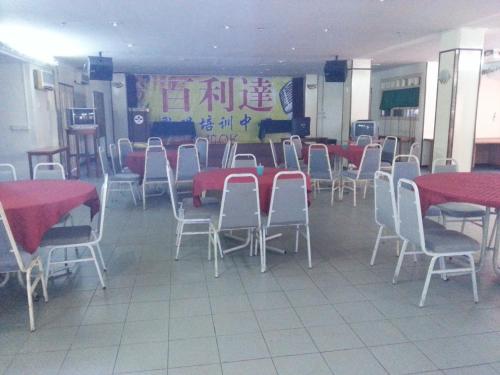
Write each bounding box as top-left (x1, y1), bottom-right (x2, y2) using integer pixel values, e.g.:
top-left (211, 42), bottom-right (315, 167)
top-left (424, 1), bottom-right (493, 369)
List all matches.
top-left (176, 144), bottom-right (201, 185)
top-left (221, 141), bottom-right (231, 168)
top-left (117, 138), bottom-right (133, 172)
top-left (0, 202), bottom-right (48, 331)
top-left (33, 162), bottom-right (65, 180)
top-left (283, 140), bottom-right (300, 171)
top-left (410, 142), bottom-right (421, 160)
top-left (227, 142), bottom-right (238, 168)
top-left (99, 146), bottom-right (140, 205)
top-left (356, 135), bottom-right (372, 147)
top-left (290, 135), bottom-right (303, 160)
top-left (232, 154), bottom-right (257, 168)
top-left (0, 164), bottom-right (17, 181)
top-left (307, 144), bottom-right (337, 205)
top-left (393, 178), bottom-right (480, 307)
top-left (41, 175), bottom-right (109, 289)
top-left (261, 171), bottom-right (311, 273)
top-left (391, 155), bottom-right (421, 194)
top-left (143, 146), bottom-right (169, 210)
top-left (269, 139), bottom-right (279, 168)
top-left (166, 162), bottom-right (219, 260)
top-left (147, 137), bottom-right (163, 147)
top-left (380, 136), bottom-right (398, 171)
top-left (432, 158), bottom-right (486, 232)
top-left (195, 137), bottom-right (209, 169)
top-left (339, 144), bottom-right (381, 207)
top-left (209, 173), bottom-right (262, 277)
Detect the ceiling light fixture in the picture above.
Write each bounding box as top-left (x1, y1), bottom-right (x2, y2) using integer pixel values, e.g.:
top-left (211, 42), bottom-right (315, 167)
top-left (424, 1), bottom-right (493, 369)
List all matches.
top-left (291, 47), bottom-right (296, 51)
top-left (127, 43), bottom-right (134, 48)
top-left (112, 21), bottom-right (118, 27)
top-left (324, 28), bottom-right (329, 32)
top-left (257, 27), bottom-right (265, 31)
top-left (213, 45), bottom-right (218, 49)
top-left (224, 25), bottom-right (230, 30)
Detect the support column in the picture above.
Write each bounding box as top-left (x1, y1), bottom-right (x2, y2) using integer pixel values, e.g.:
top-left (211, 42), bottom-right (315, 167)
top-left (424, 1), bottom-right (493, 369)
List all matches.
top-left (432, 28), bottom-right (484, 171)
top-left (341, 59), bottom-right (372, 143)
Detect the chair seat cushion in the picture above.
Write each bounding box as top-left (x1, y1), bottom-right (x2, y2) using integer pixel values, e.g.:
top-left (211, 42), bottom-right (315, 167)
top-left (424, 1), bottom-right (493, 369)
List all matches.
top-left (423, 218), bottom-right (445, 232)
top-left (0, 248), bottom-right (35, 273)
top-left (311, 171), bottom-right (332, 180)
top-left (112, 173), bottom-right (140, 182)
top-left (40, 226), bottom-right (92, 247)
top-left (181, 198), bottom-right (219, 220)
top-left (144, 177), bottom-right (168, 183)
top-left (341, 170), bottom-right (374, 180)
top-left (425, 229), bottom-right (479, 253)
top-left (437, 202), bottom-right (486, 218)
top-left (425, 205), bottom-right (442, 217)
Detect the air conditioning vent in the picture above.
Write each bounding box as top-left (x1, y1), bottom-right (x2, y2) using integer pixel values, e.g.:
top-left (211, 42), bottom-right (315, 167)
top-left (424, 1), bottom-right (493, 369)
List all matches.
top-left (33, 69), bottom-right (55, 90)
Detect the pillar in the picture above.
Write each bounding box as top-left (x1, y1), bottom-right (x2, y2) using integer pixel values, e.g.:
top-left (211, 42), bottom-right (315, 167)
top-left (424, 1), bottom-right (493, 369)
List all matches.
top-left (341, 59), bottom-right (372, 143)
top-left (432, 28), bottom-right (485, 171)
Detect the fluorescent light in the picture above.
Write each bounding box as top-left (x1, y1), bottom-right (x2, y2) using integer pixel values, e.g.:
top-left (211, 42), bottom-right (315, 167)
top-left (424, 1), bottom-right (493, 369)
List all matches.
top-left (0, 22), bottom-right (88, 64)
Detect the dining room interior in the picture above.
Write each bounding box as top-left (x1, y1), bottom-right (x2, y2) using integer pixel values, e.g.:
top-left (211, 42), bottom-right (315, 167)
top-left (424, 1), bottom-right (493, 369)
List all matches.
top-left (1, 1), bottom-right (500, 374)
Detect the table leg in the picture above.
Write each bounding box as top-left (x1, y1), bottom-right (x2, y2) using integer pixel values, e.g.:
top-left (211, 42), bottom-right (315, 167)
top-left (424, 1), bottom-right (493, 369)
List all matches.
top-left (84, 135), bottom-right (90, 177)
top-left (75, 134), bottom-right (81, 179)
top-left (477, 208), bottom-right (490, 271)
top-left (493, 210), bottom-right (500, 276)
top-left (94, 134), bottom-right (100, 177)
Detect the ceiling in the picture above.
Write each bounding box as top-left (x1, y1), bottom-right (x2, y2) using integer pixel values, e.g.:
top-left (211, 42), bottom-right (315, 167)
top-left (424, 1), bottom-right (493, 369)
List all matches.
top-left (1, 0), bottom-right (500, 75)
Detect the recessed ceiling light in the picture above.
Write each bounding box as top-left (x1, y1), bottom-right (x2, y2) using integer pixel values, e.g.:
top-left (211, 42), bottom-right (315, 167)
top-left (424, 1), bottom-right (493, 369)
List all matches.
top-left (291, 47), bottom-right (296, 51)
top-left (224, 25), bottom-right (230, 30)
top-left (278, 59), bottom-right (285, 63)
top-left (257, 27), bottom-right (265, 31)
top-left (213, 45), bottom-right (218, 49)
top-left (112, 21), bottom-right (118, 27)
top-left (323, 28), bottom-right (329, 32)
top-left (127, 43), bottom-right (134, 48)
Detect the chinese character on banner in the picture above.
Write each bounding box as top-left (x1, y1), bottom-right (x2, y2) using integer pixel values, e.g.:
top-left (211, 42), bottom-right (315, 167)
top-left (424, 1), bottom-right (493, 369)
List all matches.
top-left (239, 114), bottom-right (251, 131)
top-left (200, 116), bottom-right (214, 132)
top-left (219, 116), bottom-right (233, 130)
top-left (239, 78), bottom-right (273, 112)
top-left (199, 77), bottom-right (234, 112)
top-left (162, 77), bottom-right (193, 112)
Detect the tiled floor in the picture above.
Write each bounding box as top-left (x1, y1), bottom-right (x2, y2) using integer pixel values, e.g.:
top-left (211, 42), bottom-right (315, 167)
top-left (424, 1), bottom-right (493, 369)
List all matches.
top-left (1, 181), bottom-right (500, 374)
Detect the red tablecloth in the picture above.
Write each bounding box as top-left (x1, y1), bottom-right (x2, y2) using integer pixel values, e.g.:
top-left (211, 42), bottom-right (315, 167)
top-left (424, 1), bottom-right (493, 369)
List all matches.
top-left (192, 167), bottom-right (312, 214)
top-left (0, 180), bottom-right (100, 253)
top-left (125, 150), bottom-right (178, 177)
top-left (302, 144), bottom-right (364, 167)
top-left (415, 173), bottom-right (500, 213)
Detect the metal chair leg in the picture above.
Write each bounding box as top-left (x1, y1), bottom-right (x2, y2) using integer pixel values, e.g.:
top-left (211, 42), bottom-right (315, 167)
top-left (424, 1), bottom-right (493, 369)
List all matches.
top-left (419, 257), bottom-right (437, 307)
top-left (370, 226), bottom-right (383, 266)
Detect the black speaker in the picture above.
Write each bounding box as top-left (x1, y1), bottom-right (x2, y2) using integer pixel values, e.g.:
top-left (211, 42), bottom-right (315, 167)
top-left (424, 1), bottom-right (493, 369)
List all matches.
top-left (324, 60), bottom-right (347, 82)
top-left (291, 117), bottom-right (310, 137)
top-left (87, 56), bottom-right (113, 81)
top-left (125, 74), bottom-right (138, 108)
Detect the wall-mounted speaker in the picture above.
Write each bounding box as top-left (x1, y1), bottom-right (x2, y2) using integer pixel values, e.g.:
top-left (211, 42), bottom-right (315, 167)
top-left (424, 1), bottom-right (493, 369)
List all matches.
top-left (125, 74), bottom-right (138, 108)
top-left (87, 56), bottom-right (113, 81)
top-left (324, 60), bottom-right (347, 82)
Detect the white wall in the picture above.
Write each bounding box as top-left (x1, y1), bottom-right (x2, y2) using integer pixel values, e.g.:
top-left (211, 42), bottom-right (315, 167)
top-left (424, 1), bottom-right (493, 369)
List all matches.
top-left (304, 74), bottom-right (318, 137)
top-left (317, 74), bottom-right (343, 141)
top-left (112, 73), bottom-right (129, 141)
top-left (476, 69), bottom-right (500, 138)
top-left (0, 57), bottom-right (58, 178)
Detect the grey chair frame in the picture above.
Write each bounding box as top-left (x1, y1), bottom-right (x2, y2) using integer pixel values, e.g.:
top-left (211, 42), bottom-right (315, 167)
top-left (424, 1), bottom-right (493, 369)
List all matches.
top-left (231, 153), bottom-right (258, 168)
top-left (221, 141), bottom-right (231, 168)
top-left (307, 143), bottom-right (337, 205)
top-left (195, 137), bottom-right (209, 169)
top-left (290, 135), bottom-right (303, 160)
top-left (143, 146), bottom-right (169, 210)
top-left (117, 138), bottom-right (133, 172)
top-left (269, 139), bottom-right (279, 168)
top-left (356, 135), bottom-right (372, 147)
top-left (147, 137), bottom-right (163, 147)
top-left (33, 162), bottom-right (66, 180)
top-left (283, 140), bottom-right (300, 171)
top-left (176, 144), bottom-right (201, 183)
top-left (0, 163), bottom-right (17, 181)
top-left (380, 136), bottom-right (398, 171)
top-left (227, 142), bottom-right (238, 168)
top-left (0, 203), bottom-right (48, 331)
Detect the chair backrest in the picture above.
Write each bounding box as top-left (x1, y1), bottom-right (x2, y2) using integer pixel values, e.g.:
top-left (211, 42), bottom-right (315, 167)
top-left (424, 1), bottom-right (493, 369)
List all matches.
top-left (228, 142), bottom-right (238, 168)
top-left (307, 144), bottom-right (332, 180)
top-left (381, 136), bottom-right (398, 164)
top-left (432, 158), bottom-right (458, 173)
top-left (94, 174), bottom-right (109, 241)
top-left (356, 144), bottom-right (381, 179)
top-left (290, 135), bottom-right (303, 159)
top-left (117, 138), bottom-right (133, 170)
top-left (195, 137), bottom-right (209, 169)
top-left (392, 155), bottom-right (420, 195)
top-left (108, 144), bottom-right (121, 174)
top-left (269, 139), bottom-right (278, 168)
top-left (97, 146), bottom-right (111, 176)
top-left (232, 154), bottom-right (257, 168)
top-left (221, 141), bottom-right (231, 168)
top-left (283, 140), bottom-right (300, 171)
top-left (397, 178), bottom-right (428, 254)
top-left (166, 161), bottom-right (181, 221)
top-left (0, 164), bottom-right (17, 182)
top-left (267, 171), bottom-right (308, 227)
top-left (176, 144), bottom-right (200, 181)
top-left (147, 137), bottom-right (163, 147)
top-left (0, 202), bottom-right (30, 273)
top-left (33, 162), bottom-right (65, 180)
top-left (356, 135), bottom-right (372, 147)
top-left (374, 171), bottom-right (397, 233)
top-left (144, 146), bottom-right (168, 181)
top-left (217, 173), bottom-right (261, 231)
top-left (410, 142), bottom-right (421, 160)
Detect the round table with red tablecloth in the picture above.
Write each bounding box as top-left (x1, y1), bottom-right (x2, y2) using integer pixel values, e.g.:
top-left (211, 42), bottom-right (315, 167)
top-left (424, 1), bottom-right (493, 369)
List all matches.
top-left (125, 150), bottom-right (178, 178)
top-left (0, 180), bottom-right (100, 253)
top-left (415, 172), bottom-right (500, 275)
top-left (192, 167), bottom-right (312, 214)
top-left (302, 144), bottom-right (365, 168)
